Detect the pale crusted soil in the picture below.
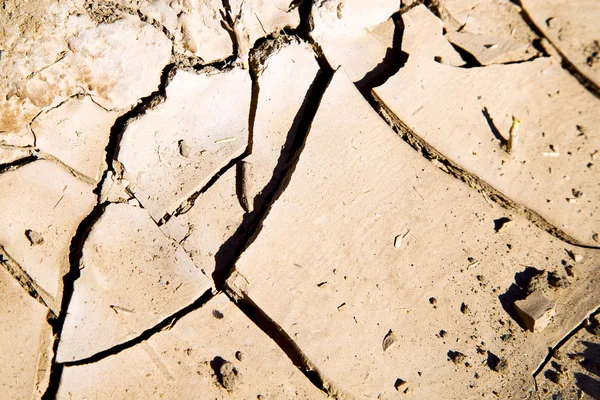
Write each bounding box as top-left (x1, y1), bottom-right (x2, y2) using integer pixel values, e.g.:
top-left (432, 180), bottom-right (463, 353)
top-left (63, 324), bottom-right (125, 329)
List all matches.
top-left (0, 1), bottom-right (599, 399)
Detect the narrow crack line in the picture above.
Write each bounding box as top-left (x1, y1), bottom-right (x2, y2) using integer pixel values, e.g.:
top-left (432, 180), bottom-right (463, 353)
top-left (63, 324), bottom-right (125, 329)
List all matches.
top-left (34, 150), bottom-right (97, 187)
top-left (157, 151), bottom-right (250, 226)
top-left (512, 0), bottom-right (600, 100)
top-left (60, 289), bottom-right (214, 367)
top-left (0, 245), bottom-right (56, 316)
top-left (532, 306), bottom-right (600, 380)
top-left (368, 90), bottom-right (599, 250)
top-left (223, 282), bottom-right (356, 400)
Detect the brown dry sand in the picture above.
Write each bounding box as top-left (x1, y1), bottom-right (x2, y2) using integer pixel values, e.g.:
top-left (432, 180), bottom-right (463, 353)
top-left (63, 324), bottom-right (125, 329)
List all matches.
top-left (0, 0), bottom-right (598, 399)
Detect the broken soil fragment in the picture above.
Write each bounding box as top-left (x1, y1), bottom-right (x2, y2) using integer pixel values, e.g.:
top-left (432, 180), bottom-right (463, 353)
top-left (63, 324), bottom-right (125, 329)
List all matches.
top-left (218, 360), bottom-right (242, 391)
top-left (448, 350), bottom-right (467, 365)
top-left (24, 229), bottom-right (44, 246)
top-left (514, 291), bottom-right (556, 332)
top-left (382, 330), bottom-right (399, 352)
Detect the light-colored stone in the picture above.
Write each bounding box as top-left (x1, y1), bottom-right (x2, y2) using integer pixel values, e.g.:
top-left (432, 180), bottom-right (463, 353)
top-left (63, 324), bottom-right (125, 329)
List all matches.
top-left (0, 160), bottom-right (96, 311)
top-left (31, 95), bottom-right (118, 182)
top-left (0, 267), bottom-right (53, 399)
top-left (161, 167), bottom-right (245, 278)
top-left (57, 294), bottom-right (326, 399)
top-left (141, 0), bottom-right (234, 62)
top-left (373, 6), bottom-right (600, 246)
top-left (228, 69), bottom-right (600, 399)
top-left (56, 203), bottom-right (212, 362)
top-left (521, 0), bottom-right (600, 88)
top-left (243, 40), bottom-right (319, 210)
top-left (515, 291), bottom-right (556, 332)
top-left (118, 68), bottom-right (251, 221)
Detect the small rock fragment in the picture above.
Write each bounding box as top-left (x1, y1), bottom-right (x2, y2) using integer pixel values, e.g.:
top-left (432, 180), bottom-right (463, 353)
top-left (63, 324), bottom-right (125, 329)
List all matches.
top-left (460, 302), bottom-right (470, 314)
top-left (429, 297), bottom-right (437, 305)
top-left (394, 378), bottom-right (406, 391)
top-left (448, 350), bottom-right (467, 364)
top-left (547, 271), bottom-right (569, 288)
top-left (24, 230), bottom-right (44, 246)
top-left (219, 361), bottom-right (241, 391)
top-left (592, 233), bottom-right (599, 243)
top-left (514, 291), bottom-right (556, 332)
top-left (382, 330), bottom-right (398, 352)
top-left (235, 351), bottom-right (244, 362)
top-left (487, 351), bottom-right (508, 373)
top-left (493, 217), bottom-right (512, 233)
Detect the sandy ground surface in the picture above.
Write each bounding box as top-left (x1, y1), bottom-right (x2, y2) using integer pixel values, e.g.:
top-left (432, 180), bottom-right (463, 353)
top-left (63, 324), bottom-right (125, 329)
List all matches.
top-left (0, 0), bottom-right (598, 399)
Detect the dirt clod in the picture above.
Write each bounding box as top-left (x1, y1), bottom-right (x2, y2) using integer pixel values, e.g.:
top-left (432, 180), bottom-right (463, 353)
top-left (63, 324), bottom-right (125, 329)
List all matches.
top-left (24, 229), bottom-right (44, 246)
top-left (448, 350), bottom-right (467, 365)
top-left (218, 361), bottom-right (241, 391)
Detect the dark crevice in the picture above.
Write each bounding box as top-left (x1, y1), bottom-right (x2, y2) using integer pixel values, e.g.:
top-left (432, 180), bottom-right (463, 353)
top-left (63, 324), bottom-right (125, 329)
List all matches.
top-left (355, 12), bottom-right (408, 92)
top-left (532, 307), bottom-right (600, 379)
top-left (61, 289), bottom-right (214, 367)
top-left (212, 63), bottom-right (334, 289)
top-left (0, 154), bottom-right (37, 174)
top-left (512, 0), bottom-right (600, 99)
top-left (223, 283), bottom-right (353, 399)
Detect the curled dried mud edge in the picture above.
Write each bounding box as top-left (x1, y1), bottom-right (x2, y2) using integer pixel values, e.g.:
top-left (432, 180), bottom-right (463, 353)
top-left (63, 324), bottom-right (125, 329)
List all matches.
top-left (532, 306), bottom-right (600, 390)
top-left (224, 274), bottom-right (356, 400)
top-left (368, 91), bottom-right (598, 250)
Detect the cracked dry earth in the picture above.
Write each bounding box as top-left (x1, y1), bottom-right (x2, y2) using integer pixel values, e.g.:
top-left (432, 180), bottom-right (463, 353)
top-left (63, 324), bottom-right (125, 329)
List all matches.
top-left (1, 0), bottom-right (600, 399)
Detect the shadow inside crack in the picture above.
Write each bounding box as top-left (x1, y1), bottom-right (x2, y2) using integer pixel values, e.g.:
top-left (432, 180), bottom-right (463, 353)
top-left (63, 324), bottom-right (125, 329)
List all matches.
top-left (355, 12), bottom-right (409, 93)
top-left (212, 64), bottom-right (334, 289)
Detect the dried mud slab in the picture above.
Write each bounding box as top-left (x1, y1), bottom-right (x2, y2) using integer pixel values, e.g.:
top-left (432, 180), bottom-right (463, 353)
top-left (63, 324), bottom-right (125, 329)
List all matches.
top-left (56, 293), bottom-right (326, 399)
top-left (161, 168), bottom-right (245, 278)
top-left (0, 4), bottom-right (172, 140)
top-left (227, 69), bottom-right (600, 398)
top-left (439, 0), bottom-right (540, 65)
top-left (31, 95), bottom-right (119, 182)
top-left (0, 267), bottom-right (53, 399)
top-left (243, 40), bottom-right (320, 211)
top-left (230, 0), bottom-right (300, 58)
top-left (56, 203), bottom-right (212, 362)
top-left (521, 0), bottom-right (600, 90)
top-left (139, 0), bottom-right (233, 62)
top-left (0, 160), bottom-right (96, 312)
top-left (373, 6), bottom-right (600, 246)
top-left (118, 68), bottom-right (251, 221)
top-left (311, 0), bottom-right (405, 82)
